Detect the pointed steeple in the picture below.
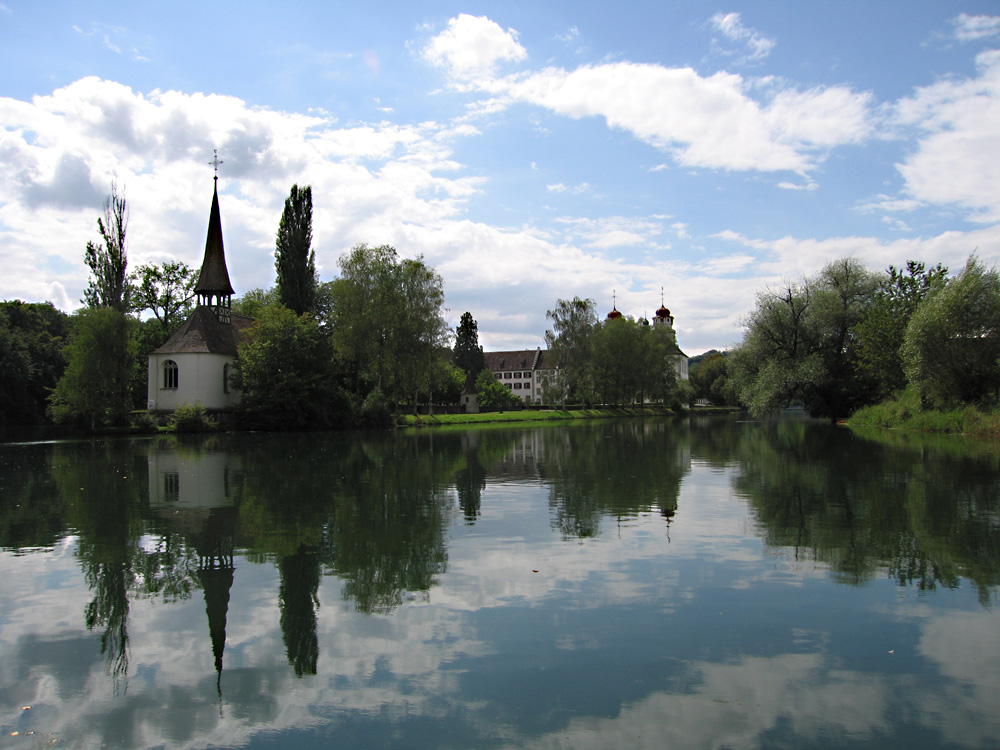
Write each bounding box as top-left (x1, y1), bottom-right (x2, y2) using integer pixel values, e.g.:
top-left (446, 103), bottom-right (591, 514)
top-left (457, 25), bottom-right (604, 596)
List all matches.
top-left (194, 176), bottom-right (235, 322)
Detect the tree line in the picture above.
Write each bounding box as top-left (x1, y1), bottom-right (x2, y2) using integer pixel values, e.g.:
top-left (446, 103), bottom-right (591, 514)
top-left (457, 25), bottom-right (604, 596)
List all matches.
top-left (723, 255), bottom-right (1000, 420)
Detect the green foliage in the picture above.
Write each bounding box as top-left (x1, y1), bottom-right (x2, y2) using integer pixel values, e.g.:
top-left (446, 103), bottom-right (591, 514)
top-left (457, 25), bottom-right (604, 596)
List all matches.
top-left (169, 402), bottom-right (216, 432)
top-left (83, 182), bottom-right (130, 312)
top-left (431, 360), bottom-right (466, 404)
top-left (689, 351), bottom-right (733, 405)
top-left (0, 300), bottom-right (70, 426)
top-left (729, 257), bottom-right (879, 419)
top-left (233, 287), bottom-right (280, 318)
top-left (545, 297), bottom-right (599, 404)
top-left (232, 305), bottom-right (343, 429)
top-left (453, 311), bottom-right (485, 376)
top-left (475, 369), bottom-right (519, 411)
top-left (48, 308), bottom-right (136, 430)
top-left (275, 184), bottom-right (316, 316)
top-left (130, 260), bottom-right (196, 333)
top-left (360, 386), bottom-right (392, 427)
top-left (903, 256), bottom-right (1000, 406)
top-left (330, 244), bottom-right (449, 407)
top-left (855, 260), bottom-right (948, 399)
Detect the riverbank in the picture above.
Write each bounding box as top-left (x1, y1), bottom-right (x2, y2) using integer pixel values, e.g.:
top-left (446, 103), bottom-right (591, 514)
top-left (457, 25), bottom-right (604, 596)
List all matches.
top-left (398, 406), bottom-right (700, 427)
top-left (847, 390), bottom-right (1000, 439)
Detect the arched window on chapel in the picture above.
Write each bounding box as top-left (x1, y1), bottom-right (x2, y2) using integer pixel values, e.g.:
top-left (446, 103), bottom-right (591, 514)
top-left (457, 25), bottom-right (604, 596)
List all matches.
top-left (163, 360), bottom-right (179, 389)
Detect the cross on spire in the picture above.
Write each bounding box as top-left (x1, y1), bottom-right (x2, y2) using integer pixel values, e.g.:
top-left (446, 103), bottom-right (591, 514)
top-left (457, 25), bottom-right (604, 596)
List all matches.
top-left (208, 149), bottom-right (224, 181)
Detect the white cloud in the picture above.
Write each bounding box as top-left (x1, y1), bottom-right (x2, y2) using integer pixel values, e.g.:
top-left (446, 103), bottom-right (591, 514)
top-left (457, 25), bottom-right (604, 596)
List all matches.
top-left (422, 14), bottom-right (527, 80)
top-left (952, 13), bottom-right (1000, 42)
top-left (710, 12), bottom-right (776, 61)
top-left (465, 61), bottom-right (871, 174)
top-left (894, 49), bottom-right (1000, 221)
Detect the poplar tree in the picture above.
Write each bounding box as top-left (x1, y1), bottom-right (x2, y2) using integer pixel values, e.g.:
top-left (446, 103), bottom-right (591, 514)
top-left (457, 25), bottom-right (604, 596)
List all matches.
top-left (83, 182), bottom-right (130, 312)
top-left (275, 184), bottom-right (316, 316)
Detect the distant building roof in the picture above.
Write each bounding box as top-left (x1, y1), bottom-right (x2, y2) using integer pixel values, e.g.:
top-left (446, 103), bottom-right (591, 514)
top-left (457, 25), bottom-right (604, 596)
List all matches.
top-left (152, 306), bottom-right (254, 356)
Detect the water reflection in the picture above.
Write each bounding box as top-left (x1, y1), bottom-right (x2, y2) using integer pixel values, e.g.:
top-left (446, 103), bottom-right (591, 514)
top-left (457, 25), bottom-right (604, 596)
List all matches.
top-left (0, 418), bottom-right (998, 748)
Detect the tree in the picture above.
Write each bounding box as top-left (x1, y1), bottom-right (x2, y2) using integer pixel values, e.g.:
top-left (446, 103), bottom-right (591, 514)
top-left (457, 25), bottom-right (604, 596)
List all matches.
top-left (48, 308), bottom-right (136, 431)
top-left (131, 261), bottom-right (197, 334)
top-left (274, 185), bottom-right (316, 316)
top-left (545, 297), bottom-right (599, 405)
top-left (231, 305), bottom-right (345, 429)
top-left (0, 301), bottom-right (70, 426)
top-left (728, 258), bottom-right (879, 419)
top-left (475, 369), bottom-right (518, 411)
top-left (690, 351), bottom-right (732, 406)
top-left (233, 287), bottom-right (280, 318)
top-left (453, 312), bottom-right (486, 377)
top-left (855, 261), bottom-right (948, 399)
top-left (330, 244), bottom-right (449, 408)
top-left (84, 182), bottom-right (130, 312)
top-left (903, 256), bottom-right (1000, 405)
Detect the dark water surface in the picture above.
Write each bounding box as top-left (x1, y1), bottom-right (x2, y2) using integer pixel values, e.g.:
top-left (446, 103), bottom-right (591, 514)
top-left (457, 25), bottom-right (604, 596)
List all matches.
top-left (0, 416), bottom-right (997, 749)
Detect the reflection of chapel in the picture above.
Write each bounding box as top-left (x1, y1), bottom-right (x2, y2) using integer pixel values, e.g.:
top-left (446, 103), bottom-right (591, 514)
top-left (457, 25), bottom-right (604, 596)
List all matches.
top-left (147, 178), bottom-right (253, 412)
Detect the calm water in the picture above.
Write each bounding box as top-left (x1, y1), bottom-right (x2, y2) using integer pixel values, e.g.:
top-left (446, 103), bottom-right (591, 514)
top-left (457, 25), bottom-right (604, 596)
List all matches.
top-left (0, 417), bottom-right (997, 749)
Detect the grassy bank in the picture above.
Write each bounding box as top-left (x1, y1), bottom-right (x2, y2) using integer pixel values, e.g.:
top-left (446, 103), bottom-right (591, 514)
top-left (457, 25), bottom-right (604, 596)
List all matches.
top-left (398, 406), bottom-right (683, 427)
top-left (847, 389), bottom-right (1000, 439)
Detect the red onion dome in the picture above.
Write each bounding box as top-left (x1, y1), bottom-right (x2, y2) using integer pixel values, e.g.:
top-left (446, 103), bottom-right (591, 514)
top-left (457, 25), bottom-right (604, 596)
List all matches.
top-left (656, 305), bottom-right (671, 319)
top-left (607, 307), bottom-right (622, 320)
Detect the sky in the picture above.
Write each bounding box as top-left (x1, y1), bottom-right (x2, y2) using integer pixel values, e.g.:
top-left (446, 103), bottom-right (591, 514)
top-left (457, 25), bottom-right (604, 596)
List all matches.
top-left (2, 1), bottom-right (1000, 355)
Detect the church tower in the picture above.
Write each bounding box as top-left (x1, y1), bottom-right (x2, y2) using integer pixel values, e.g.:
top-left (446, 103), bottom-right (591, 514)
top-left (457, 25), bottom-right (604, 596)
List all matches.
top-left (147, 156), bottom-right (253, 413)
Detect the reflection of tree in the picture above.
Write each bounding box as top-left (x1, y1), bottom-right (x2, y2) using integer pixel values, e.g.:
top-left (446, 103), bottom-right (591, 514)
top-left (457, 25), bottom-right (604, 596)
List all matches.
top-left (718, 419), bottom-right (1000, 604)
top-left (279, 546), bottom-right (320, 676)
top-left (540, 420), bottom-right (691, 539)
top-left (332, 433), bottom-right (455, 614)
top-left (232, 430), bottom-right (461, 617)
top-left (51, 441), bottom-right (149, 693)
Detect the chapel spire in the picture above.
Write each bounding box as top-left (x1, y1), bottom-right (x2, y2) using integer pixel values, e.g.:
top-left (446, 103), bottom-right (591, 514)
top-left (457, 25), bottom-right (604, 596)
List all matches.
top-left (194, 154), bottom-right (235, 323)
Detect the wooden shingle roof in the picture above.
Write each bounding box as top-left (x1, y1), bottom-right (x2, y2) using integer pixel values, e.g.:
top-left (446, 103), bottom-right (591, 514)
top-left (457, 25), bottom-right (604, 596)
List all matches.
top-left (152, 307), bottom-right (254, 356)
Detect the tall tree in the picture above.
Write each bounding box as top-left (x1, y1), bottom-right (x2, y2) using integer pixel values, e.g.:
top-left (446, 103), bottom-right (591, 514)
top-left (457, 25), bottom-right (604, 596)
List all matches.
top-left (274, 184), bottom-right (316, 316)
top-left (330, 244), bottom-right (449, 408)
top-left (545, 297), bottom-right (598, 405)
top-left (453, 312), bottom-right (486, 377)
top-left (84, 182), bottom-right (130, 312)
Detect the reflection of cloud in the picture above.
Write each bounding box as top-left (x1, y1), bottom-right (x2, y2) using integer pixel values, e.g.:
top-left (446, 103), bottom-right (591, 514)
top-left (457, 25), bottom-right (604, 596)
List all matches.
top-left (514, 653), bottom-right (890, 749)
top-left (918, 611), bottom-right (1000, 747)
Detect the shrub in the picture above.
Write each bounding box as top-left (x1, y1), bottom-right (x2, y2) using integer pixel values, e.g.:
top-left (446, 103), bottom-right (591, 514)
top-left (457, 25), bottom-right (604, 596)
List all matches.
top-left (170, 402), bottom-right (215, 432)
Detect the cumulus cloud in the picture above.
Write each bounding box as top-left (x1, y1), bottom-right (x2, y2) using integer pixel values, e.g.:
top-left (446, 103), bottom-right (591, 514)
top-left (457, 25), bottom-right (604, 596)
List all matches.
top-left (894, 49), bottom-right (1000, 222)
top-left (710, 12), bottom-right (776, 61)
top-left (422, 14), bottom-right (527, 80)
top-left (422, 17), bottom-right (872, 176)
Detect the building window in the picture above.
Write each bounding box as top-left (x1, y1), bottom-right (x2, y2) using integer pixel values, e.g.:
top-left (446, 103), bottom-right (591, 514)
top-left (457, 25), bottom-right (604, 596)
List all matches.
top-left (223, 363), bottom-right (231, 393)
top-left (164, 472), bottom-right (179, 502)
top-left (505, 372), bottom-right (512, 379)
top-left (163, 360), bottom-right (178, 389)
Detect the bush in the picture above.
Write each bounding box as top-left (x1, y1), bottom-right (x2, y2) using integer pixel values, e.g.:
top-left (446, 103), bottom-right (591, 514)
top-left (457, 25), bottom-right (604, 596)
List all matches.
top-left (360, 387), bottom-right (392, 427)
top-left (170, 402), bottom-right (216, 432)
top-left (131, 410), bottom-right (161, 433)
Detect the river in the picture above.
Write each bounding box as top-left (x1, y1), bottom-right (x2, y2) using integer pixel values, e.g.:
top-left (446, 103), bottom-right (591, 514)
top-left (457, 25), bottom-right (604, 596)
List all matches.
top-left (0, 416), bottom-right (997, 749)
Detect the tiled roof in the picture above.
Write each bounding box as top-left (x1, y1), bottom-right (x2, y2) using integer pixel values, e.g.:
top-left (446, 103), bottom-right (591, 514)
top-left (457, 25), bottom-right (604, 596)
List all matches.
top-left (152, 306), bottom-right (254, 355)
top-left (484, 349), bottom-right (537, 371)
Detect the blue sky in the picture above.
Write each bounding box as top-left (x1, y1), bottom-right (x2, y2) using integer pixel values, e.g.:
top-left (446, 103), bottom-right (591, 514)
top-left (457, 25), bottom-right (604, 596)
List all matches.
top-left (2, 1), bottom-right (999, 354)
